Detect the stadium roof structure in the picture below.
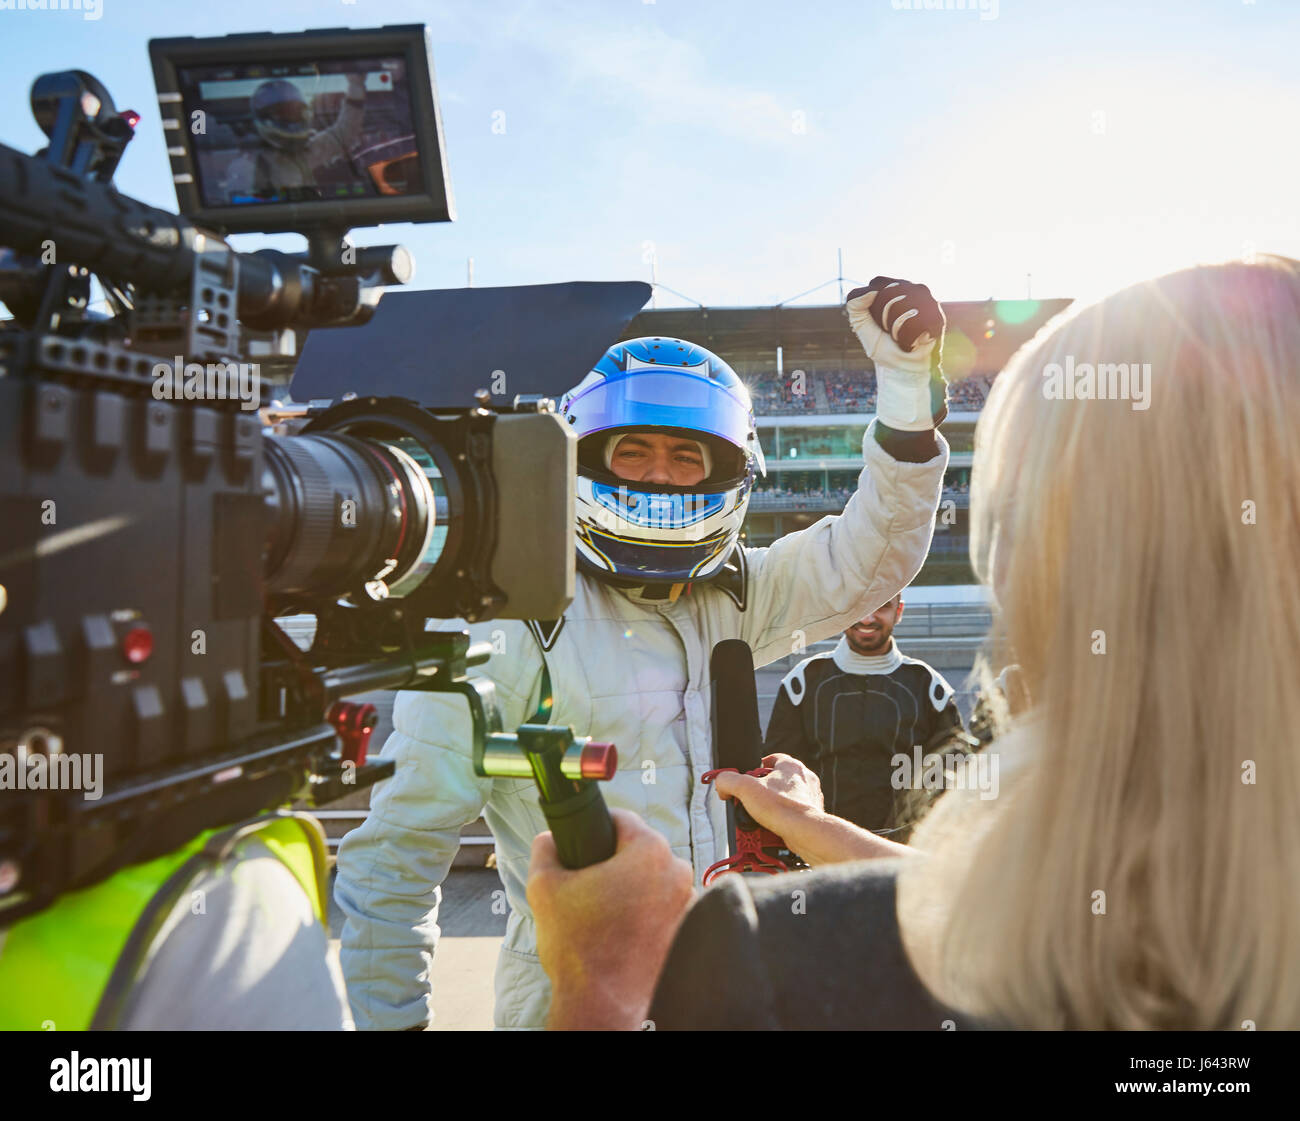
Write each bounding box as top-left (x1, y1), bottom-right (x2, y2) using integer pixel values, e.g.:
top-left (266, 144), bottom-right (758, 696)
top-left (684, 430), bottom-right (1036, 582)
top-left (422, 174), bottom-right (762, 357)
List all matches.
top-left (621, 297), bottom-right (1075, 379)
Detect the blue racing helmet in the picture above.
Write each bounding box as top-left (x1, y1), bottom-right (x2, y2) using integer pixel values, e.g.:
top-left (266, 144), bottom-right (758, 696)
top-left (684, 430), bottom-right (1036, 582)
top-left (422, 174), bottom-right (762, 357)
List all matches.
top-left (559, 337), bottom-right (766, 585)
top-left (251, 80), bottom-right (311, 152)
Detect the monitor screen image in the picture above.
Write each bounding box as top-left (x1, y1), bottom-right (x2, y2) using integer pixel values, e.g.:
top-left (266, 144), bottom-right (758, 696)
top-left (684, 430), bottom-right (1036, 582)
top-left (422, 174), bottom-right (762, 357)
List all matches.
top-left (175, 56), bottom-right (425, 210)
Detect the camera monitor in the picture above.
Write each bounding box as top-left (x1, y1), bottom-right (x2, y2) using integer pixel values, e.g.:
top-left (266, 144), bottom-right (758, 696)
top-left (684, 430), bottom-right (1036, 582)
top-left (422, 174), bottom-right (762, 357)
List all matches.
top-left (149, 25), bottom-right (454, 234)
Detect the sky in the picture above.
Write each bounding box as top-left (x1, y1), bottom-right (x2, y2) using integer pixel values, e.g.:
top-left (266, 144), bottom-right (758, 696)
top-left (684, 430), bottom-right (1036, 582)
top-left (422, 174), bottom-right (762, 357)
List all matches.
top-left (0, 0), bottom-right (1296, 309)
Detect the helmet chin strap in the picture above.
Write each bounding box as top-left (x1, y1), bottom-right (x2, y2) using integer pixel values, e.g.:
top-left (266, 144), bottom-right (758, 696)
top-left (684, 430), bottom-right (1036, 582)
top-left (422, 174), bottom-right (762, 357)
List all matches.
top-left (585, 566), bottom-right (689, 605)
top-left (619, 581), bottom-right (688, 605)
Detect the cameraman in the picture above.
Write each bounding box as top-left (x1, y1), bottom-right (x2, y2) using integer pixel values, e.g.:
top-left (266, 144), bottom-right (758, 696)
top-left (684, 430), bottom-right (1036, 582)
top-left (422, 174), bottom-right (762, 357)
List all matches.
top-left (334, 276), bottom-right (951, 1031)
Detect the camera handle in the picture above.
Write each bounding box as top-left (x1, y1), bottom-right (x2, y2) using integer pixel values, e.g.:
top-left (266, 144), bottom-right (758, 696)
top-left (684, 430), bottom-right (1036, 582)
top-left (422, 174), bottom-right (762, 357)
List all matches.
top-left (480, 725), bottom-right (618, 870)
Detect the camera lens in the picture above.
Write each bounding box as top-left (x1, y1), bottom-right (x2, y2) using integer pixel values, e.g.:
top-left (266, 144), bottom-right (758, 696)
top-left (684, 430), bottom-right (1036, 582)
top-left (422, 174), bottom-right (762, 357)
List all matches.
top-left (262, 429), bottom-right (449, 602)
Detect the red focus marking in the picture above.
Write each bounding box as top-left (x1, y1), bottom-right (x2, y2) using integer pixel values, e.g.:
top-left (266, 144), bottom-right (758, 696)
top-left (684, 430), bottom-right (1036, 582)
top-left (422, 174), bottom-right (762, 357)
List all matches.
top-left (122, 626), bottom-right (153, 664)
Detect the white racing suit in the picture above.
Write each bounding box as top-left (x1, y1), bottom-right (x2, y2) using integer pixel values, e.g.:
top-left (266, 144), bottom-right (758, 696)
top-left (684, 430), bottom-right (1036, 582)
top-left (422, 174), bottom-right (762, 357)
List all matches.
top-left (334, 419), bottom-right (948, 1029)
top-left (221, 97), bottom-right (365, 202)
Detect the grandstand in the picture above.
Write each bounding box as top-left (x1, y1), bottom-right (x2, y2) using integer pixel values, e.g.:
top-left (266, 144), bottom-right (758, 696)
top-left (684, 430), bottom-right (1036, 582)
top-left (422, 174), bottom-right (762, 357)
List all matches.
top-left (620, 296), bottom-right (1073, 579)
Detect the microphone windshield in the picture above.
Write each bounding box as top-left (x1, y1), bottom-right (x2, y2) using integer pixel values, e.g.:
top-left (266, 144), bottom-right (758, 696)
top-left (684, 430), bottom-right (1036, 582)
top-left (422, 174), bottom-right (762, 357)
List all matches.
top-left (710, 638), bottom-right (763, 775)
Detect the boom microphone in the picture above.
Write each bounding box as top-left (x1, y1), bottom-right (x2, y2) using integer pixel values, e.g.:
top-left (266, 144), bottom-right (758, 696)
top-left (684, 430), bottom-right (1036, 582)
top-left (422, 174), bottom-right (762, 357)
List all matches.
top-left (704, 638), bottom-right (804, 882)
top-left (710, 638), bottom-right (764, 830)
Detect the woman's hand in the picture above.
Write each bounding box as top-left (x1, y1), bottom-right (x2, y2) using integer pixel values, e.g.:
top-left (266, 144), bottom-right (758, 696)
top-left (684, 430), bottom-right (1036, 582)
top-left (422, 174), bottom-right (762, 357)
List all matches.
top-left (713, 752), bottom-right (823, 820)
top-left (712, 753), bottom-right (914, 865)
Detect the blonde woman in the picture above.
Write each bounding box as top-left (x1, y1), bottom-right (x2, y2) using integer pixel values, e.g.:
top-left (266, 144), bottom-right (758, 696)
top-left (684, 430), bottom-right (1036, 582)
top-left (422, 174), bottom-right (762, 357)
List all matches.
top-left (528, 256), bottom-right (1300, 1031)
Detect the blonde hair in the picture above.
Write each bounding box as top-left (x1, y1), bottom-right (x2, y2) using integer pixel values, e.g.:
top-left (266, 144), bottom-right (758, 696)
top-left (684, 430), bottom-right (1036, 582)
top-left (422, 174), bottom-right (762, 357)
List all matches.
top-left (898, 256), bottom-right (1300, 1029)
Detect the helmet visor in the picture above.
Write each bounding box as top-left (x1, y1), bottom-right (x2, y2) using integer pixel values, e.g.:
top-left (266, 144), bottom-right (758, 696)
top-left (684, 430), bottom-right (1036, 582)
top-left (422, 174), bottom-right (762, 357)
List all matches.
top-left (569, 372), bottom-right (753, 450)
top-left (263, 100), bottom-right (309, 128)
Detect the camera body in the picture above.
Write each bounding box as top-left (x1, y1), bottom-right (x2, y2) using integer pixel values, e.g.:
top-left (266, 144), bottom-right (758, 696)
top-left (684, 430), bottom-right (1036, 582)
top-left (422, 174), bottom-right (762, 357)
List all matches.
top-left (0, 25), bottom-right (589, 922)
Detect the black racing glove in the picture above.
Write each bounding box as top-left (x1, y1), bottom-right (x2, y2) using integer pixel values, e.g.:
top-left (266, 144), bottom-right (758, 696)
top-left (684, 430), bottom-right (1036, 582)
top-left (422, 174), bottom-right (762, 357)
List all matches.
top-left (846, 276), bottom-right (948, 429)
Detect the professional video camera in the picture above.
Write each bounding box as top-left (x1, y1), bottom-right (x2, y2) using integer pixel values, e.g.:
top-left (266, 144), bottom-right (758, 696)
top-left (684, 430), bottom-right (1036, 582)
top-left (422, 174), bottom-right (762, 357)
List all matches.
top-left (0, 25), bottom-right (626, 925)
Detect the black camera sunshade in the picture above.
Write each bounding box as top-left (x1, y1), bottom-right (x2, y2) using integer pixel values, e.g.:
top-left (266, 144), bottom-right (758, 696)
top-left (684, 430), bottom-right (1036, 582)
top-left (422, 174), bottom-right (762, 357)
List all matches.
top-left (291, 280), bottom-right (652, 406)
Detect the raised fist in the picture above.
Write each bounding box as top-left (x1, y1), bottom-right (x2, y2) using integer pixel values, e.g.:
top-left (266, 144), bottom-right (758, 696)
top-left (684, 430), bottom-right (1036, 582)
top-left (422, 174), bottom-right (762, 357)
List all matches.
top-left (846, 275), bottom-right (948, 430)
top-left (846, 276), bottom-right (945, 361)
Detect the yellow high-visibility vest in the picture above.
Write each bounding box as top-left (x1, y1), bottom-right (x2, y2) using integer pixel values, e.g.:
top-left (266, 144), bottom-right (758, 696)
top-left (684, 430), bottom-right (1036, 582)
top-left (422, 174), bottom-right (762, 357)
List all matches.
top-left (0, 812), bottom-right (328, 1031)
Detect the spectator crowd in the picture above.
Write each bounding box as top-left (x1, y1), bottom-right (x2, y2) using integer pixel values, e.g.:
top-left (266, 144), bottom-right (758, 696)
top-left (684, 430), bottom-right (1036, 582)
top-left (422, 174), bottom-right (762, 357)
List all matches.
top-left (747, 369), bottom-right (995, 416)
